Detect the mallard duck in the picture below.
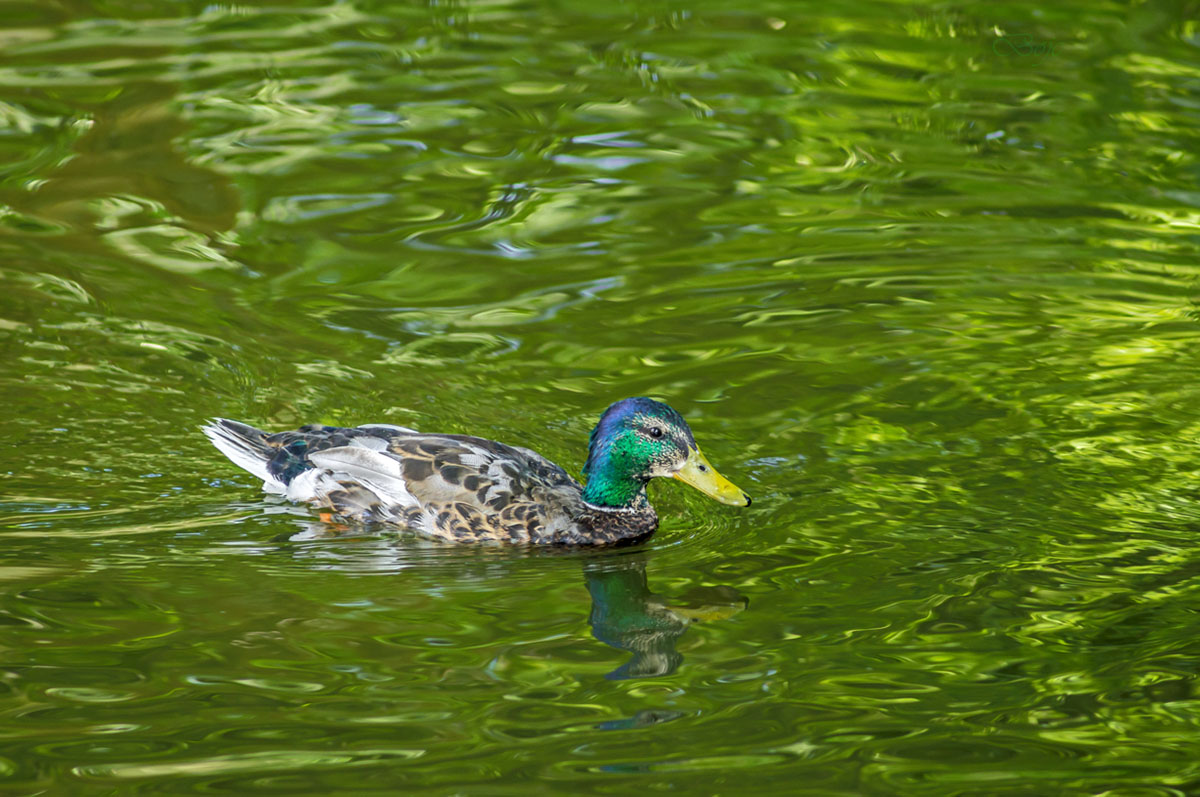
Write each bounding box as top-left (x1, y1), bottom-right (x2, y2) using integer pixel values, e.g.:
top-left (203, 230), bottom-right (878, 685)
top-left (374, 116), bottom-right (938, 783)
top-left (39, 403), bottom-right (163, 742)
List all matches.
top-left (203, 397), bottom-right (750, 545)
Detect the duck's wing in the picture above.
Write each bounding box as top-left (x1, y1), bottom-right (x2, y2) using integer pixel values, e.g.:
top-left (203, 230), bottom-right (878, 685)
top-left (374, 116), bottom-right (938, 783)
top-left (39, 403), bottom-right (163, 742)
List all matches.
top-left (204, 419), bottom-right (587, 542)
top-left (297, 429), bottom-right (585, 543)
top-left (203, 419), bottom-right (420, 494)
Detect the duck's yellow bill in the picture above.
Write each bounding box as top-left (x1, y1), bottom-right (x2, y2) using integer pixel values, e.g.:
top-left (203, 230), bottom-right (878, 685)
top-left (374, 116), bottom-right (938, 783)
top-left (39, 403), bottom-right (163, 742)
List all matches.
top-left (673, 447), bottom-right (752, 507)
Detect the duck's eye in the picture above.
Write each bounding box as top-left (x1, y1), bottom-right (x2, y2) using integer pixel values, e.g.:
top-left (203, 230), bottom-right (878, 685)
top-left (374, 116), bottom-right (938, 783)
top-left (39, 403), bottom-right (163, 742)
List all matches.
top-left (648, 426), bottom-right (663, 439)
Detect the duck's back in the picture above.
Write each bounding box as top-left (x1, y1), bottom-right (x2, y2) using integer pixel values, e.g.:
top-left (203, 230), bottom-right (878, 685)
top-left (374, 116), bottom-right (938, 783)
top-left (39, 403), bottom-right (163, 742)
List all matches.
top-left (204, 419), bottom-right (653, 544)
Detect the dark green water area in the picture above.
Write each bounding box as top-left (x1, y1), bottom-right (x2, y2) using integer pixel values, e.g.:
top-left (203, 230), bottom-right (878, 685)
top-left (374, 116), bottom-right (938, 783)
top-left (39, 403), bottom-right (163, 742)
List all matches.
top-left (3, 0), bottom-right (1200, 793)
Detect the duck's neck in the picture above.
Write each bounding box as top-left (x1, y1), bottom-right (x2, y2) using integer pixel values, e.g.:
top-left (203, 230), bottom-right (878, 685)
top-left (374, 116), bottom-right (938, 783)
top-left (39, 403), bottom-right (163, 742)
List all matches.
top-left (582, 450), bottom-right (648, 509)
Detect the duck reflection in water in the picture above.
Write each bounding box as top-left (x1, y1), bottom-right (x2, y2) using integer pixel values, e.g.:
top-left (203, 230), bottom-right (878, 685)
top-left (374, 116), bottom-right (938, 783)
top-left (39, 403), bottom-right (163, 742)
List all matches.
top-left (275, 524), bottom-right (746, 680)
top-left (585, 553), bottom-right (747, 680)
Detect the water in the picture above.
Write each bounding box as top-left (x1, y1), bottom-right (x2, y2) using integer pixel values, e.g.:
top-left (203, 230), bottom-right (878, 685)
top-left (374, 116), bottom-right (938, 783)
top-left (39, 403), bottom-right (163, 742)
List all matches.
top-left (3, 0), bottom-right (1200, 792)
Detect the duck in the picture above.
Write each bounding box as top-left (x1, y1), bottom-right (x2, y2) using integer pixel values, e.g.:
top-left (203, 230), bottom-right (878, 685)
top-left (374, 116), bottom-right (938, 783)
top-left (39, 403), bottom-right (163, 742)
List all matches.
top-left (202, 397), bottom-right (751, 545)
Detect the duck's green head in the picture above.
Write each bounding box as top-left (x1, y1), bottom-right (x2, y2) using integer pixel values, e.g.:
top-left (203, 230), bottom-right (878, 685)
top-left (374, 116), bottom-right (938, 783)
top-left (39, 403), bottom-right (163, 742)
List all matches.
top-left (581, 397), bottom-right (751, 510)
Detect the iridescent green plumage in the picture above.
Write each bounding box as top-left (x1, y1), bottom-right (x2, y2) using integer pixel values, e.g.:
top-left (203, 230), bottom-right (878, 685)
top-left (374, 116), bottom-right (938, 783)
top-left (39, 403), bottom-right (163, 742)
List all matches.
top-left (582, 398), bottom-right (695, 508)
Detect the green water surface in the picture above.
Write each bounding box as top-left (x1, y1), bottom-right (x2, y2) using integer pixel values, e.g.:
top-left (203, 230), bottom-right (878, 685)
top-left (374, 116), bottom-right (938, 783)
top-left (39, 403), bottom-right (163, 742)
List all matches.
top-left (3, 0), bottom-right (1200, 793)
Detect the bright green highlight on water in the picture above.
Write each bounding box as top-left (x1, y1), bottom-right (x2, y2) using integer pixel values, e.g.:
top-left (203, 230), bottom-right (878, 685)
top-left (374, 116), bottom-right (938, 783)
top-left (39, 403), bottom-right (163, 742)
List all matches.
top-left (1, 0), bottom-right (1200, 793)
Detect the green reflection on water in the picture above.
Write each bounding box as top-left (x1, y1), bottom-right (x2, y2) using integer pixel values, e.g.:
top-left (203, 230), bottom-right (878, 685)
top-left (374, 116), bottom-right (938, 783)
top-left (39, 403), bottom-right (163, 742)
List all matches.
top-left (2, 0), bottom-right (1200, 793)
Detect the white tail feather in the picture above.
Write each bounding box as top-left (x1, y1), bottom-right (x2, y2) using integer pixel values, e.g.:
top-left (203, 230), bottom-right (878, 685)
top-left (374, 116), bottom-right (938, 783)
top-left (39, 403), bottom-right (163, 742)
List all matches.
top-left (202, 419), bottom-right (286, 492)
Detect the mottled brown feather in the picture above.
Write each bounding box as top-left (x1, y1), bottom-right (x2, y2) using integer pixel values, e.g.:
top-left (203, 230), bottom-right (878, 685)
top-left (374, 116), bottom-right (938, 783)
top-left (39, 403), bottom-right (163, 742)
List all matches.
top-left (242, 424), bottom-right (657, 545)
